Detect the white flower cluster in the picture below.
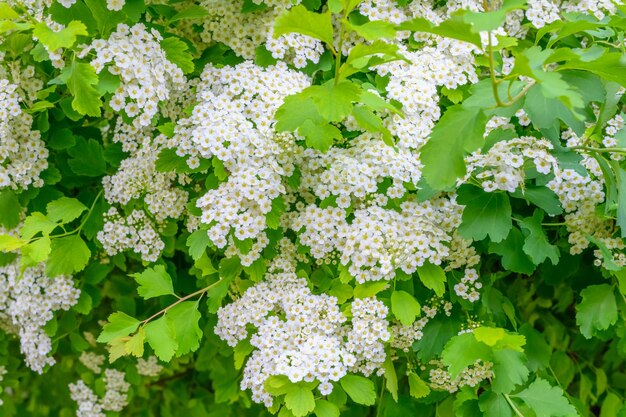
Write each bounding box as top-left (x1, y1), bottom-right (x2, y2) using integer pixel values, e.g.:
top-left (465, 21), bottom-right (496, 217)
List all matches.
top-left (0, 259), bottom-right (80, 373)
top-left (453, 268), bottom-right (482, 302)
top-left (200, 0), bottom-right (323, 68)
top-left (602, 113), bottom-right (625, 161)
top-left (5, 0), bottom-right (50, 19)
top-left (378, 44), bottom-right (478, 150)
top-left (428, 359), bottom-right (494, 393)
top-left (69, 369), bottom-right (129, 417)
top-left (390, 299), bottom-right (452, 352)
top-left (101, 369), bottom-right (130, 411)
top-left (136, 356), bottom-right (163, 377)
top-left (105, 0), bottom-right (125, 11)
top-left (172, 61), bottom-right (309, 261)
top-left (526, 0), bottom-right (620, 27)
top-left (0, 78), bottom-right (48, 190)
top-left (525, 0), bottom-right (560, 28)
top-left (299, 133), bottom-right (422, 204)
top-left (86, 23), bottom-right (185, 127)
top-left (69, 381), bottom-right (104, 417)
top-left (547, 167), bottom-right (624, 265)
top-left (79, 352), bottom-right (105, 373)
top-left (97, 207), bottom-right (165, 262)
top-left (292, 196), bottom-right (471, 283)
top-left (545, 129), bottom-right (624, 264)
top-left (214, 270), bottom-right (389, 406)
top-left (465, 136), bottom-right (559, 193)
top-left (102, 141), bottom-right (189, 222)
top-left (359, 0), bottom-right (410, 25)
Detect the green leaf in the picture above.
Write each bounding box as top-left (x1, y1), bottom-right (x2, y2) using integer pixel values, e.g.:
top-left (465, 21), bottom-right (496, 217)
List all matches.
top-left (207, 277), bottom-right (235, 313)
top-left (314, 400), bottom-right (340, 417)
top-left (233, 339), bottom-right (254, 369)
top-left (353, 280), bottom-right (388, 298)
top-left (46, 235), bottom-right (91, 276)
top-left (346, 20), bottom-right (396, 41)
top-left (56, 61), bottom-right (102, 117)
top-left (219, 256), bottom-right (243, 280)
top-left (461, 0), bottom-right (525, 32)
top-left (266, 196), bottom-right (286, 229)
top-left (519, 324), bottom-right (551, 372)
top-left (344, 40), bottom-right (402, 69)
top-left (340, 375), bottom-right (376, 406)
top-left (21, 212), bottom-right (58, 240)
top-left (187, 229), bottom-right (211, 260)
top-left (512, 186), bottom-right (563, 216)
top-left (457, 185), bottom-right (512, 243)
top-left (560, 51), bottom-right (626, 88)
top-left (307, 81), bottom-right (361, 123)
top-left (46, 197), bottom-right (87, 224)
top-left (391, 290), bottom-right (421, 326)
top-left (274, 5), bottom-right (334, 46)
top-left (155, 148), bottom-right (211, 173)
top-left (399, 14), bottom-right (482, 47)
top-left (265, 375), bottom-right (292, 396)
top-left (130, 265), bottom-right (175, 299)
top-left (518, 210), bottom-right (560, 265)
top-left (473, 327), bottom-right (525, 352)
top-left (168, 5), bottom-right (209, 23)
top-left (21, 236), bottom-right (51, 265)
top-left (161, 37), bottom-right (194, 74)
top-left (0, 234), bottom-right (26, 251)
top-left (275, 94), bottom-right (324, 133)
top-left (33, 20), bottom-right (87, 50)
top-left (168, 301), bottom-right (203, 355)
top-left (576, 284), bottom-right (618, 339)
top-left (300, 119), bottom-right (341, 152)
top-left (284, 385), bottom-right (316, 417)
top-left (0, 190), bottom-right (21, 229)
top-left (0, 3), bottom-right (19, 19)
top-left (124, 327), bottom-right (145, 357)
top-left (491, 350), bottom-right (529, 394)
top-left (479, 392), bottom-right (512, 417)
top-left (601, 393), bottom-right (623, 417)
top-left (144, 316), bottom-right (178, 361)
top-left (416, 261), bottom-right (446, 296)
top-left (421, 106), bottom-right (488, 190)
top-left (523, 85), bottom-right (583, 140)
top-left (413, 315), bottom-right (461, 361)
top-left (382, 356), bottom-right (398, 401)
top-left (442, 333), bottom-right (493, 378)
top-left (352, 105), bottom-right (393, 145)
top-left (512, 378), bottom-right (577, 417)
top-left (98, 312), bottom-right (141, 343)
top-left (408, 372), bottom-right (430, 399)
top-left (489, 227), bottom-right (536, 275)
top-left (67, 137), bottom-right (107, 176)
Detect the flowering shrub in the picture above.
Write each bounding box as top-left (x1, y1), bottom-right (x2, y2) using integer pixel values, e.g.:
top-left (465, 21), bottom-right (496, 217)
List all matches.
top-left (1, 0), bottom-right (626, 416)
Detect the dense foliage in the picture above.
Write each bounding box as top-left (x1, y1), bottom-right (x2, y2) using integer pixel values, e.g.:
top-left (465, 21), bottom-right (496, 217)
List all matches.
top-left (1, 0), bottom-right (626, 416)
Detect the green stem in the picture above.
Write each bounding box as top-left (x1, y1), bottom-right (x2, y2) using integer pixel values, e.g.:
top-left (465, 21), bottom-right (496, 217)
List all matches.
top-left (26, 190), bottom-right (103, 244)
top-left (375, 378), bottom-right (385, 417)
top-left (486, 34), bottom-right (534, 108)
top-left (504, 394), bottom-right (526, 417)
top-left (334, 12), bottom-right (348, 84)
top-left (77, 189), bottom-right (103, 233)
top-left (487, 34), bottom-right (506, 107)
top-left (139, 280), bottom-right (222, 326)
top-left (570, 146), bottom-right (626, 154)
